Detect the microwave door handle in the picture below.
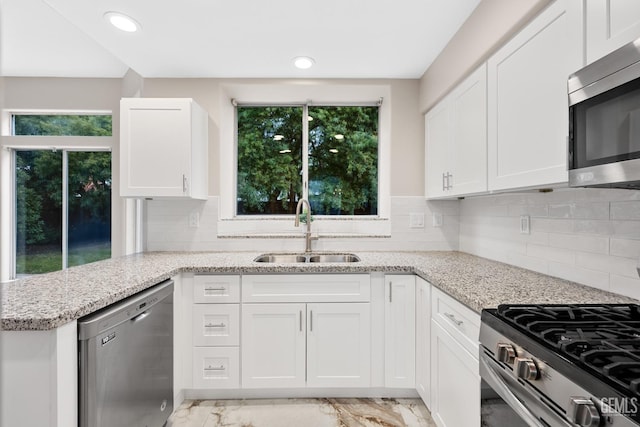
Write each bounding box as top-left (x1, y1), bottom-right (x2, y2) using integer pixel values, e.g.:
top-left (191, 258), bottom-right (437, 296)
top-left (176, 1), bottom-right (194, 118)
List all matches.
top-left (480, 352), bottom-right (572, 427)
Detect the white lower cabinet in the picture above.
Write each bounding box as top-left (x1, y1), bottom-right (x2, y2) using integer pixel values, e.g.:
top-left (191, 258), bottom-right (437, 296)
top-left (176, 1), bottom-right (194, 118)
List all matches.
top-left (241, 302), bottom-right (371, 388)
top-left (384, 275), bottom-right (416, 388)
top-left (415, 277), bottom-right (431, 407)
top-left (241, 303), bottom-right (306, 388)
top-left (307, 303), bottom-right (371, 388)
top-left (191, 274), bottom-right (241, 389)
top-left (429, 288), bottom-right (481, 427)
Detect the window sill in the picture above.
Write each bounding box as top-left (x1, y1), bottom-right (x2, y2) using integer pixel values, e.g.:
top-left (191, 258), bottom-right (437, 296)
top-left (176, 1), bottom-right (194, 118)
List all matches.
top-left (217, 217), bottom-right (390, 238)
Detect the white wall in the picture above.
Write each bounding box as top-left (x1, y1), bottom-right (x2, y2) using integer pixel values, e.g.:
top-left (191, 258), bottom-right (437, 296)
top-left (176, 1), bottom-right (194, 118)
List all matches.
top-left (459, 188), bottom-right (640, 300)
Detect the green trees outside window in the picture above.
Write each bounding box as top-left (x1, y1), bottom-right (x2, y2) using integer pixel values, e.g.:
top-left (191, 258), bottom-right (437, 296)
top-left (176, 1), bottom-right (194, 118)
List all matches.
top-left (237, 105), bottom-right (378, 216)
top-left (14, 114), bottom-right (112, 275)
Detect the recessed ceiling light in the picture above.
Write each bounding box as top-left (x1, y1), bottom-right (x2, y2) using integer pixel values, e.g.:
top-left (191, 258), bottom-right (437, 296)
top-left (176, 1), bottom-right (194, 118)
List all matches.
top-left (293, 56), bottom-right (315, 70)
top-left (104, 12), bottom-right (141, 33)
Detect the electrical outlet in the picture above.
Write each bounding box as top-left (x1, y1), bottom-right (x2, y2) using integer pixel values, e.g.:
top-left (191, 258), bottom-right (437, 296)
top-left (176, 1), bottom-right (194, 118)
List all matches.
top-left (520, 215), bottom-right (530, 234)
top-left (432, 212), bottom-right (443, 228)
top-left (409, 213), bottom-right (425, 228)
top-left (189, 212), bottom-right (200, 228)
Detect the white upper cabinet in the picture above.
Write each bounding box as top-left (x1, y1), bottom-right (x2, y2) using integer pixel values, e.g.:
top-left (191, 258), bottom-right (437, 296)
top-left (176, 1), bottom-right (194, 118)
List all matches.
top-left (425, 64), bottom-right (487, 199)
top-left (487, 0), bottom-right (584, 191)
top-left (120, 98), bottom-right (208, 199)
top-left (586, 0), bottom-right (640, 64)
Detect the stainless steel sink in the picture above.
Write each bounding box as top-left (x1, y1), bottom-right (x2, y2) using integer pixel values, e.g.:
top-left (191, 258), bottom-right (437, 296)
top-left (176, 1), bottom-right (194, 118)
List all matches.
top-left (253, 254), bottom-right (307, 263)
top-left (253, 253), bottom-right (360, 263)
top-left (308, 254), bottom-right (360, 263)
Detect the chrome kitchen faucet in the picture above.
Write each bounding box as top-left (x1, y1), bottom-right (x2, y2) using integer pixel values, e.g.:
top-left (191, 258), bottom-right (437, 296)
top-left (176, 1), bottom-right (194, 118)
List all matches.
top-left (294, 198), bottom-right (317, 253)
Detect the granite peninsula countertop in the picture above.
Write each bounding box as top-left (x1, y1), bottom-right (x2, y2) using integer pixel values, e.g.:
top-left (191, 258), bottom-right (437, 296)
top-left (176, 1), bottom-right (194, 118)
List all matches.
top-left (1, 251), bottom-right (637, 331)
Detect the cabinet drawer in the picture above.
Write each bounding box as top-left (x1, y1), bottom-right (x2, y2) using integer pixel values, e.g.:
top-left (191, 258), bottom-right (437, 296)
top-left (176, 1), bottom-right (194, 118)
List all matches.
top-left (193, 275), bottom-right (240, 303)
top-left (192, 347), bottom-right (239, 389)
top-left (431, 287), bottom-right (480, 357)
top-left (192, 304), bottom-right (239, 346)
top-left (242, 274), bottom-right (370, 303)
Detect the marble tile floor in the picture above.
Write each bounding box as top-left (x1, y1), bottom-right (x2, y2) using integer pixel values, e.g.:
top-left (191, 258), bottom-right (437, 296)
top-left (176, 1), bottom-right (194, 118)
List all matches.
top-left (167, 398), bottom-right (437, 427)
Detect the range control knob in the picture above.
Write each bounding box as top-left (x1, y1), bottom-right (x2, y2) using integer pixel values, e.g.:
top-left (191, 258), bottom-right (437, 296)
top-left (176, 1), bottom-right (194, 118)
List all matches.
top-left (496, 343), bottom-right (517, 364)
top-left (569, 397), bottom-right (600, 427)
top-left (514, 357), bottom-right (539, 381)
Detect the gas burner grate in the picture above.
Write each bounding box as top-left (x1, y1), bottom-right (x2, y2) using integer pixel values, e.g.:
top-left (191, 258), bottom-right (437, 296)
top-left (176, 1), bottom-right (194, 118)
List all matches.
top-left (496, 304), bottom-right (640, 397)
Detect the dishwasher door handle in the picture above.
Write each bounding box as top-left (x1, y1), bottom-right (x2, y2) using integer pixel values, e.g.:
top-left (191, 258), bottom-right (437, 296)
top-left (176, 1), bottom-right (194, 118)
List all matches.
top-left (131, 310), bottom-right (152, 323)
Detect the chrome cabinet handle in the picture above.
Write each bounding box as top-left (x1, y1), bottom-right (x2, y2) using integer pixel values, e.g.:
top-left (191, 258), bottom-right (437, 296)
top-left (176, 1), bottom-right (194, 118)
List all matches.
top-left (183, 174), bottom-right (188, 193)
top-left (204, 322), bottom-right (226, 328)
top-left (299, 310), bottom-right (303, 332)
top-left (204, 365), bottom-right (226, 371)
top-left (204, 287), bottom-right (227, 292)
top-left (389, 281), bottom-right (393, 303)
top-left (445, 312), bottom-right (463, 326)
top-left (310, 310), bottom-right (313, 331)
top-left (442, 172), bottom-right (447, 191)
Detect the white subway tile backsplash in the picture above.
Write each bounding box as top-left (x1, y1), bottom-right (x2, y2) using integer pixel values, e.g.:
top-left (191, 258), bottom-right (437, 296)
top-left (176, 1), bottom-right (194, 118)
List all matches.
top-left (460, 188), bottom-right (640, 300)
top-left (548, 233), bottom-right (609, 254)
top-left (548, 202), bottom-right (609, 220)
top-left (548, 262), bottom-right (610, 291)
top-left (610, 238), bottom-right (640, 259)
top-left (145, 196), bottom-right (459, 253)
top-left (610, 274), bottom-right (640, 300)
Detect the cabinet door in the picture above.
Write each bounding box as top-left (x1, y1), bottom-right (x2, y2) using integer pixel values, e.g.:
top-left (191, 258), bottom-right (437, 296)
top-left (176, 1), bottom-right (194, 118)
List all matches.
top-left (430, 320), bottom-right (480, 427)
top-left (241, 303), bottom-right (306, 388)
top-left (425, 101), bottom-right (450, 199)
top-left (306, 303), bottom-right (371, 388)
top-left (487, 0), bottom-right (584, 191)
top-left (120, 98), bottom-right (192, 198)
top-left (415, 278), bottom-right (431, 407)
top-left (384, 275), bottom-right (415, 388)
top-left (449, 64), bottom-right (487, 196)
top-left (586, 0), bottom-right (640, 64)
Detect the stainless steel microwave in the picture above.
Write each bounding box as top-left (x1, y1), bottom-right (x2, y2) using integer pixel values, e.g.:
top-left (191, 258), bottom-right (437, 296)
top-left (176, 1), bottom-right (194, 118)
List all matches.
top-left (568, 36), bottom-right (640, 189)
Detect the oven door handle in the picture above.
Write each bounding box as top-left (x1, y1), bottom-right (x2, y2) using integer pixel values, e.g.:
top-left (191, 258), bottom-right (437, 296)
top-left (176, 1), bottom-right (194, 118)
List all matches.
top-left (480, 351), bottom-right (572, 427)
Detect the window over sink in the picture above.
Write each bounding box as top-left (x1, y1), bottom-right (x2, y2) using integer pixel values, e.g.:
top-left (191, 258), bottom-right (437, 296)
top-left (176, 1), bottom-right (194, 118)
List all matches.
top-left (236, 105), bottom-right (379, 216)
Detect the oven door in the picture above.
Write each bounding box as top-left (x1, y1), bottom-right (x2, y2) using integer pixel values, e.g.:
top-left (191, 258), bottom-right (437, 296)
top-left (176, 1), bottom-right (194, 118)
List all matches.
top-left (480, 349), bottom-right (574, 427)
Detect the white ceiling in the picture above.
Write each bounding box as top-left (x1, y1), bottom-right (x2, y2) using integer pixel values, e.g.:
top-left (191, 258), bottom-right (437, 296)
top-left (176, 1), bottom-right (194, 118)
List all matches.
top-left (1, 0), bottom-right (481, 79)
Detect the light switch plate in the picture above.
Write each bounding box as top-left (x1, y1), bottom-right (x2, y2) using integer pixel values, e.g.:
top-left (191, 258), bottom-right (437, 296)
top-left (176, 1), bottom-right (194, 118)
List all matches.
top-left (189, 212), bottom-right (200, 228)
top-left (432, 212), bottom-right (443, 228)
top-left (409, 213), bottom-right (425, 228)
top-left (520, 215), bottom-right (530, 234)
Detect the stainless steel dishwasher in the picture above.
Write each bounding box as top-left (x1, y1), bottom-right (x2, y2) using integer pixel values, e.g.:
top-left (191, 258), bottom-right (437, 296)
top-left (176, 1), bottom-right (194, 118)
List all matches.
top-left (78, 279), bottom-right (174, 427)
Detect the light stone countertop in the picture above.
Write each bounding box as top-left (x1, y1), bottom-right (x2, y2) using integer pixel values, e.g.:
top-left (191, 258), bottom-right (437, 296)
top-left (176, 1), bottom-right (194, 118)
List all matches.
top-left (1, 251), bottom-right (636, 331)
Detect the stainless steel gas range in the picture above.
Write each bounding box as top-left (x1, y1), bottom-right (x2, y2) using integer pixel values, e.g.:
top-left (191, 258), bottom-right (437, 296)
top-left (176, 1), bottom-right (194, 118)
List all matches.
top-left (480, 304), bottom-right (640, 427)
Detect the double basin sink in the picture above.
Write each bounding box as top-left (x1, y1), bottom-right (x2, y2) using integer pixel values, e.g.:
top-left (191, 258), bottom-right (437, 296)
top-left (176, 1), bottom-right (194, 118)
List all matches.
top-left (254, 253), bottom-right (360, 263)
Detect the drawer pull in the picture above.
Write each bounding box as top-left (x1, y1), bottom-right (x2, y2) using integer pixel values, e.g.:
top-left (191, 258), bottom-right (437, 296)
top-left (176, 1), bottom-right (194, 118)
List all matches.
top-left (389, 281), bottom-right (393, 303)
top-left (204, 365), bottom-right (226, 371)
top-left (204, 287), bottom-right (227, 292)
top-left (205, 322), bottom-right (226, 328)
top-left (299, 310), bottom-right (303, 332)
top-left (445, 312), bottom-right (463, 326)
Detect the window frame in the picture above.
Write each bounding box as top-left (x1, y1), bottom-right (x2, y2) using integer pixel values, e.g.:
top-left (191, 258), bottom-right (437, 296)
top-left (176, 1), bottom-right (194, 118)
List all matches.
top-left (219, 83), bottom-right (391, 237)
top-left (0, 110), bottom-right (114, 280)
